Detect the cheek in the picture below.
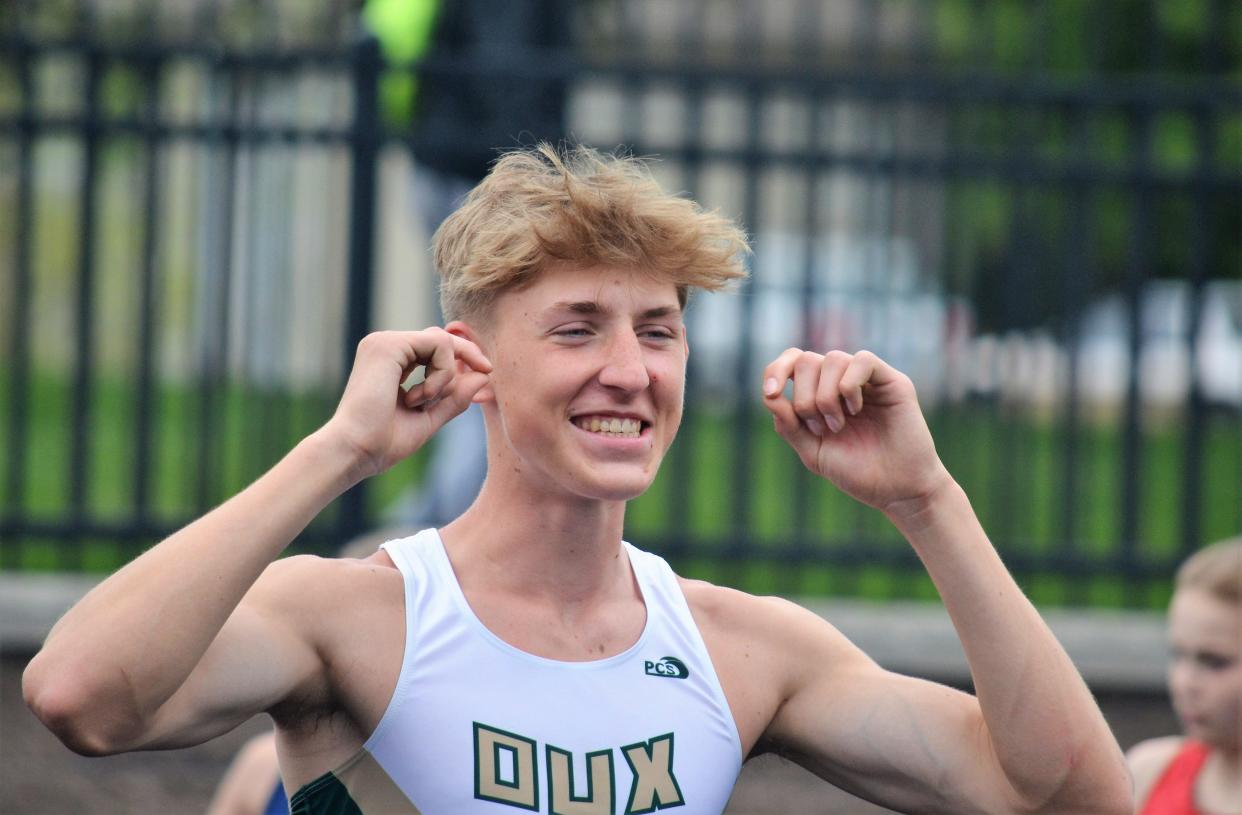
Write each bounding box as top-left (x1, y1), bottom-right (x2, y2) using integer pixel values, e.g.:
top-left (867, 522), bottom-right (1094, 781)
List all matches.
top-left (1211, 670), bottom-right (1242, 712)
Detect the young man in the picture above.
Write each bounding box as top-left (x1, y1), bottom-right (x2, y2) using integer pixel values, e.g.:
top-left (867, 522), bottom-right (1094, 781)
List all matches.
top-left (25, 145), bottom-right (1132, 814)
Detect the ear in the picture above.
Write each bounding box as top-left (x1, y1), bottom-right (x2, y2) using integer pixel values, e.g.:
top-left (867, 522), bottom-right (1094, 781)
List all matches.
top-left (445, 320), bottom-right (495, 404)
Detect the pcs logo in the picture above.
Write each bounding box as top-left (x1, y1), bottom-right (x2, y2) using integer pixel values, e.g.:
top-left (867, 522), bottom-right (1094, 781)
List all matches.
top-left (644, 656), bottom-right (689, 679)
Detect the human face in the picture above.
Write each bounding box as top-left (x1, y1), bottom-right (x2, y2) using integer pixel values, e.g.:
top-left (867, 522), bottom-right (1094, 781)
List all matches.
top-left (1167, 588), bottom-right (1242, 751)
top-left (477, 264), bottom-right (688, 502)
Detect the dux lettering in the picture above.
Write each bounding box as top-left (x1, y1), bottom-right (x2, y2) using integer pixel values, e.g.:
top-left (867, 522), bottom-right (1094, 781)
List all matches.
top-left (473, 722), bottom-right (685, 814)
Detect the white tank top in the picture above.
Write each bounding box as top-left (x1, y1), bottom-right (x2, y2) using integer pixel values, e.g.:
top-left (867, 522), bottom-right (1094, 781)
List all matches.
top-left (289, 529), bottom-right (743, 815)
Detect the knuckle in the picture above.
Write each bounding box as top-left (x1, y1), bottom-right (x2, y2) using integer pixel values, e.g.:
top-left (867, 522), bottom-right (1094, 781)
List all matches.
top-left (824, 349), bottom-right (851, 365)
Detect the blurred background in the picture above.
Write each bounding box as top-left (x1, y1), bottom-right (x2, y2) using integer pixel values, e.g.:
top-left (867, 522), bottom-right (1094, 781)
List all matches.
top-left (0, 0), bottom-right (1239, 812)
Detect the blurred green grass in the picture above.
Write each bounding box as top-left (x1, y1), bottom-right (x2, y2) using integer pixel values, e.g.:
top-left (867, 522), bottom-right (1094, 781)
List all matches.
top-left (2, 365), bottom-right (1238, 609)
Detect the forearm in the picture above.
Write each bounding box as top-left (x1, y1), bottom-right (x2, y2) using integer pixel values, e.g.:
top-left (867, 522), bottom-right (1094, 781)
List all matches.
top-left (888, 479), bottom-right (1131, 812)
top-left (24, 428), bottom-right (361, 736)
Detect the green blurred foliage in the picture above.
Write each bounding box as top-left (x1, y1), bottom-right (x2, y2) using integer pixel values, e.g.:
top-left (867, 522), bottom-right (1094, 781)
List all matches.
top-left (932, 0), bottom-right (1240, 332)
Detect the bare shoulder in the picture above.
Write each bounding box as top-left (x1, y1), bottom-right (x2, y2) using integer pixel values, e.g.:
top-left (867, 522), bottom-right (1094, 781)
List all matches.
top-left (1127, 735), bottom-right (1184, 805)
top-left (676, 577), bottom-right (871, 756)
top-left (246, 550), bottom-right (402, 618)
top-left (244, 551), bottom-right (405, 708)
top-left (252, 551), bottom-right (407, 783)
top-left (677, 577), bottom-right (865, 666)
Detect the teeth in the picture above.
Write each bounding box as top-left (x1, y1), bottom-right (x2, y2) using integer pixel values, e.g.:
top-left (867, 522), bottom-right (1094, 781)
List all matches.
top-left (574, 415), bottom-right (643, 438)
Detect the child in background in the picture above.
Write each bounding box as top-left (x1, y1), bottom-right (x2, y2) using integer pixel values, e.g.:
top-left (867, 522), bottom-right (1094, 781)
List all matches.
top-left (1128, 536), bottom-right (1242, 815)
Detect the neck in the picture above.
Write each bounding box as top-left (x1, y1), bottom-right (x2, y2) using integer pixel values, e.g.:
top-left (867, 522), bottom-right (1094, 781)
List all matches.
top-left (440, 474), bottom-right (631, 605)
top-left (1209, 745), bottom-right (1241, 774)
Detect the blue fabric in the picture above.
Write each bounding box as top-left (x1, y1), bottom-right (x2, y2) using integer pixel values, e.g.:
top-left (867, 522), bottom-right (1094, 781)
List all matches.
top-left (264, 780), bottom-right (289, 815)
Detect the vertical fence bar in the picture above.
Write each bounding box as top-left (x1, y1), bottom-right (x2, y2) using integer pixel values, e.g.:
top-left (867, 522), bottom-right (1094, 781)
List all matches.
top-left (195, 62), bottom-right (240, 516)
top-left (664, 0), bottom-right (709, 563)
top-left (339, 34), bottom-right (382, 543)
top-left (132, 55), bottom-right (162, 529)
top-left (1119, 0), bottom-right (1158, 568)
top-left (1118, 108), bottom-right (1151, 569)
top-left (792, 94), bottom-right (821, 567)
top-left (2, 37), bottom-right (36, 568)
top-left (66, 41), bottom-right (103, 566)
top-left (1058, 103), bottom-right (1090, 603)
top-left (789, 0), bottom-right (825, 588)
top-left (726, 11), bottom-right (764, 584)
top-left (1178, 104), bottom-right (1214, 560)
top-left (848, 0), bottom-right (886, 566)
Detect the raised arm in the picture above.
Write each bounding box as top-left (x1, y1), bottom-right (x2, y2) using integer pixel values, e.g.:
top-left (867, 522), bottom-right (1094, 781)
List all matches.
top-left (22, 329), bottom-right (491, 755)
top-left (757, 348), bottom-right (1132, 815)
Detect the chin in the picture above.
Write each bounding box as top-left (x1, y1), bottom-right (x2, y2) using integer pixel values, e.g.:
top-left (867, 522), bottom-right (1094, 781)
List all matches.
top-left (570, 467), bottom-right (657, 502)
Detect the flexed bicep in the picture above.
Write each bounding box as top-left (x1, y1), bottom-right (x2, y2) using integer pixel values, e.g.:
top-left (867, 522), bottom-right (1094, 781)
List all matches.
top-left (126, 557), bottom-right (328, 752)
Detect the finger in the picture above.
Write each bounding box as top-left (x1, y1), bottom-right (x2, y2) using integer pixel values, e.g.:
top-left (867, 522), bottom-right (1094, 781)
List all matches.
top-left (762, 347), bottom-right (805, 400)
top-left (418, 335), bottom-right (458, 403)
top-left (762, 388), bottom-right (818, 465)
top-left (423, 369), bottom-right (490, 430)
top-left (838, 350), bottom-right (882, 415)
top-left (448, 335), bottom-right (492, 373)
top-left (402, 379), bottom-right (433, 409)
top-left (790, 351), bottom-right (827, 436)
top-left (815, 351), bottom-right (852, 432)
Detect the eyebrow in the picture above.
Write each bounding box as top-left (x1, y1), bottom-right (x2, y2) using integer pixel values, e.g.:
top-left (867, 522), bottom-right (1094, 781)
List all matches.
top-left (548, 301), bottom-right (682, 319)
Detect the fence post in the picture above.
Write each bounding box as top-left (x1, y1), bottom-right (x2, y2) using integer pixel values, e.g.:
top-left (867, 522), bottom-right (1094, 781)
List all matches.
top-left (339, 33), bottom-right (382, 544)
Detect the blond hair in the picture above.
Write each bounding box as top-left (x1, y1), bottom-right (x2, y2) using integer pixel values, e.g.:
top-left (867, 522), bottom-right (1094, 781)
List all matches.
top-left (432, 144), bottom-right (750, 321)
top-left (1176, 536), bottom-right (1242, 606)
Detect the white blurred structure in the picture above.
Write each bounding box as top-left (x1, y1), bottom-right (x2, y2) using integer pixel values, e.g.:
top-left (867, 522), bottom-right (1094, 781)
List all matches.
top-left (965, 281), bottom-right (1242, 411)
top-left (687, 230), bottom-right (971, 406)
top-left (688, 232), bottom-right (1242, 413)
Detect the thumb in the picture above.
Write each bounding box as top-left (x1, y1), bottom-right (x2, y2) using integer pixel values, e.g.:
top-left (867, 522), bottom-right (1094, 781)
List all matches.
top-left (421, 370), bottom-right (491, 432)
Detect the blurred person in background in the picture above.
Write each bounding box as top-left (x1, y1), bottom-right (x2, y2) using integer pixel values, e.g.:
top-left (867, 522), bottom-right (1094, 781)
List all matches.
top-left (1127, 536), bottom-right (1242, 815)
top-left (367, 0), bottom-right (568, 531)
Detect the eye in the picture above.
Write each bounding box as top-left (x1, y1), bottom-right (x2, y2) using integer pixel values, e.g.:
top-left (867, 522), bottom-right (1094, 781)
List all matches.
top-left (552, 325), bottom-right (594, 338)
top-left (1198, 652), bottom-right (1235, 671)
top-left (639, 325), bottom-right (678, 340)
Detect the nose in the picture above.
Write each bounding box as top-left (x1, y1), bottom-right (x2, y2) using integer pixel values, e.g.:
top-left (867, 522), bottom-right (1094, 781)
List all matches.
top-left (597, 330), bottom-right (650, 392)
top-left (1169, 659), bottom-right (1198, 704)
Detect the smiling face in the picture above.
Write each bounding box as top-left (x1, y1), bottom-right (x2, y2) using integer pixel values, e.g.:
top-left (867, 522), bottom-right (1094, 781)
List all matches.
top-left (1167, 587), bottom-right (1242, 751)
top-left (466, 263), bottom-right (689, 503)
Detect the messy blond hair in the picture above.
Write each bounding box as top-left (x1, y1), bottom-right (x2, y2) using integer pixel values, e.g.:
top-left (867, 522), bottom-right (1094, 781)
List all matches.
top-left (432, 143), bottom-right (750, 321)
top-left (1176, 536), bottom-right (1242, 606)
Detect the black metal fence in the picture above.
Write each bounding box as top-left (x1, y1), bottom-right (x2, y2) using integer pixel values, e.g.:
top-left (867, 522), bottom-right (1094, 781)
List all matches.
top-left (2, 0), bottom-right (1240, 607)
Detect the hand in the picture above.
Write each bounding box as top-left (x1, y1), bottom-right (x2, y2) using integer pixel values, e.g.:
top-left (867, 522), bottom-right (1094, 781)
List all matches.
top-left (761, 348), bottom-right (950, 517)
top-left (324, 328), bottom-right (492, 479)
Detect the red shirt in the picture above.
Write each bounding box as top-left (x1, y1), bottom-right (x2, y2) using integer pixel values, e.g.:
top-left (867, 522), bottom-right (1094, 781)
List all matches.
top-left (1139, 740), bottom-right (1212, 815)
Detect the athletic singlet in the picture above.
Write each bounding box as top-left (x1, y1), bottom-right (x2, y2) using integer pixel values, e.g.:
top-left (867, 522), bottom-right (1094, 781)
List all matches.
top-left (290, 529), bottom-right (743, 814)
top-left (1138, 740), bottom-right (1215, 815)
